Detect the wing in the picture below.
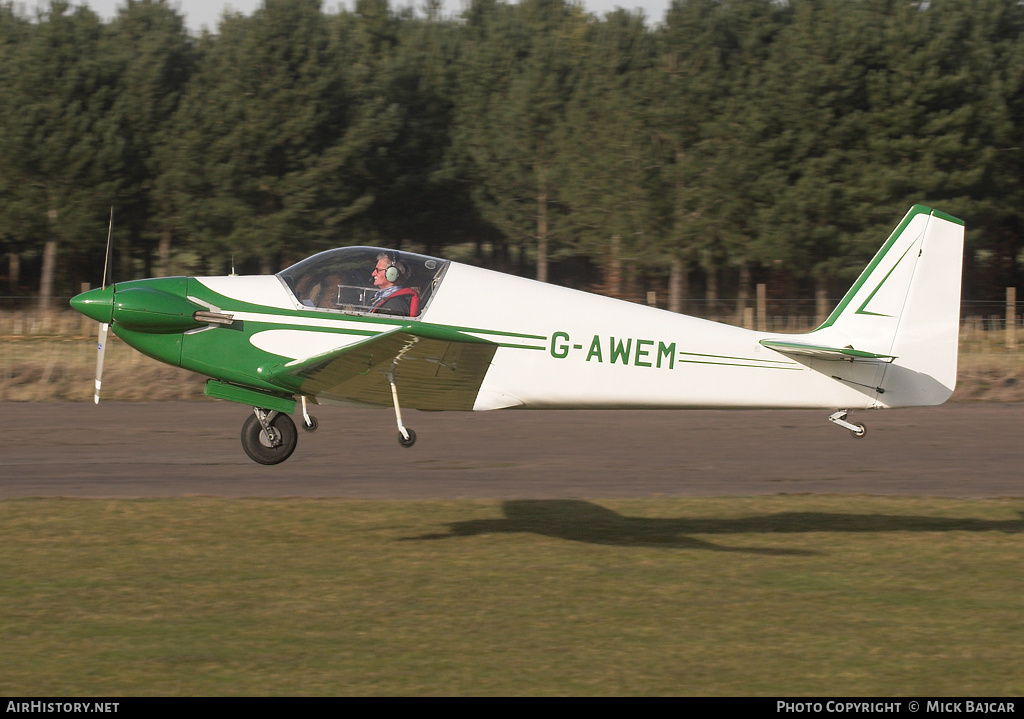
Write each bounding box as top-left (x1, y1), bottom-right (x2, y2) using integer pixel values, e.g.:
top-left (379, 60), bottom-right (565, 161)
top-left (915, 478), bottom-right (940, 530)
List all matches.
top-left (759, 339), bottom-right (896, 362)
top-left (263, 326), bottom-right (498, 410)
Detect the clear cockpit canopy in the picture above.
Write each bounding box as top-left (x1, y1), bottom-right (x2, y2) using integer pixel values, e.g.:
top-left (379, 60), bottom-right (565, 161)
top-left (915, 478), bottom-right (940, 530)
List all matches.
top-left (277, 247), bottom-right (449, 318)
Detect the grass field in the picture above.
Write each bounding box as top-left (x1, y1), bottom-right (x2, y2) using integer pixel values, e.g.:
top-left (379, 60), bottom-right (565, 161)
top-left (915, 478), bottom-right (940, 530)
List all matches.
top-left (1, 496), bottom-right (1021, 696)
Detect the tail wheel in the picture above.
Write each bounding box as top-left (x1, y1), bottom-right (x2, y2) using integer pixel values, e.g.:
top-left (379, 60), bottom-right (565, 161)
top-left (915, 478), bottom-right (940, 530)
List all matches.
top-left (241, 411), bottom-right (298, 465)
top-left (851, 423), bottom-right (867, 439)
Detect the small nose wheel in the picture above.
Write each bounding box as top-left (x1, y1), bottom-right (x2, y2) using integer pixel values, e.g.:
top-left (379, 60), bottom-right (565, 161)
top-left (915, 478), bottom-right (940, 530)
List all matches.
top-left (398, 428), bottom-right (416, 448)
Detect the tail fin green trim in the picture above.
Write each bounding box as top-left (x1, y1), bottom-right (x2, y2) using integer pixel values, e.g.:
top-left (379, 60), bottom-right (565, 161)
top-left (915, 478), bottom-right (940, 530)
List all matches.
top-left (816, 205), bottom-right (956, 330)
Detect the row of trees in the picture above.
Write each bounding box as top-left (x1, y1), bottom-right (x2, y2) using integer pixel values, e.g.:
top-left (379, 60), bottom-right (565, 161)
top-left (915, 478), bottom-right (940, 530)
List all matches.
top-left (2, 0), bottom-right (1023, 312)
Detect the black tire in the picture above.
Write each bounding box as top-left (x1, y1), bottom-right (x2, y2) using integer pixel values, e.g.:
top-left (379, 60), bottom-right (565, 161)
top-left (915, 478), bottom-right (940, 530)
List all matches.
top-left (302, 415), bottom-right (318, 432)
top-left (851, 423), bottom-right (867, 439)
top-left (398, 428), bottom-right (417, 448)
top-left (241, 411), bottom-right (298, 465)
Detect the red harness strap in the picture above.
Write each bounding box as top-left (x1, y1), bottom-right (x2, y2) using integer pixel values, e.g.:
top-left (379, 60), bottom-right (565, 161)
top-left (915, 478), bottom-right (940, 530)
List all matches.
top-left (371, 287), bottom-right (420, 317)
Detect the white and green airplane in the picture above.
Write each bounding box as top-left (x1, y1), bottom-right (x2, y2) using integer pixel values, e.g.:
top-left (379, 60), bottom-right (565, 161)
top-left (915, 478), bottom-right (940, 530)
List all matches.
top-left (70, 204), bottom-right (964, 465)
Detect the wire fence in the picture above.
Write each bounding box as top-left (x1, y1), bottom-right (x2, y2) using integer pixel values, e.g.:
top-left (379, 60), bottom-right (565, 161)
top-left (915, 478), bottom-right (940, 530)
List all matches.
top-left (0, 301), bottom-right (1020, 340)
top-left (3, 301), bottom-right (1020, 403)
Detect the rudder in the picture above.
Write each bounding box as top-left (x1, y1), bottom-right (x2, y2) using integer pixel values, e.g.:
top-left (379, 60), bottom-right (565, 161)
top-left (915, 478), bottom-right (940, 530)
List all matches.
top-left (880, 208), bottom-right (964, 406)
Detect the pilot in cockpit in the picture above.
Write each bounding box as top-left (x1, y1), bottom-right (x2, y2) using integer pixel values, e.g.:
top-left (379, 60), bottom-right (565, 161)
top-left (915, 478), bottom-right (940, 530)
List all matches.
top-left (370, 251), bottom-right (420, 317)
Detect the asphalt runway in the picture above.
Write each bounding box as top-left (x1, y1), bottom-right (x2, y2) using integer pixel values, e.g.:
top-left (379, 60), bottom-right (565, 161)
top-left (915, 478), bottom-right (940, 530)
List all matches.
top-left (8, 399), bottom-right (1024, 501)
top-left (3, 401), bottom-right (1022, 499)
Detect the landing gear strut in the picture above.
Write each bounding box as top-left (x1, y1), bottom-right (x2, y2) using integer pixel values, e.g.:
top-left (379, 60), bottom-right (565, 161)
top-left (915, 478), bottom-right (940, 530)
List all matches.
top-left (300, 395), bottom-right (318, 432)
top-left (241, 408), bottom-right (298, 464)
top-left (829, 410), bottom-right (866, 439)
top-left (388, 365), bottom-right (416, 448)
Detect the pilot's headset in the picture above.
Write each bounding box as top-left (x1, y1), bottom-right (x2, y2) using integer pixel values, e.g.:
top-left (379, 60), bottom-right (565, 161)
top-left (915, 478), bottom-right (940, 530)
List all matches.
top-left (383, 252), bottom-right (405, 284)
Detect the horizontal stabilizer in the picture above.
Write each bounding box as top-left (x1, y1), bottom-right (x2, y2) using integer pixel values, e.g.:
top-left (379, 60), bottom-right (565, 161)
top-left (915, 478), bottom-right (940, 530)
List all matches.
top-left (759, 339), bottom-right (896, 362)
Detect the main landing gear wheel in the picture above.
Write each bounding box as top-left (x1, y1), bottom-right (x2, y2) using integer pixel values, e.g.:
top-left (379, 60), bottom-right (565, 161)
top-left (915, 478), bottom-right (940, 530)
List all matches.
top-left (241, 409), bottom-right (298, 465)
top-left (398, 428), bottom-right (417, 448)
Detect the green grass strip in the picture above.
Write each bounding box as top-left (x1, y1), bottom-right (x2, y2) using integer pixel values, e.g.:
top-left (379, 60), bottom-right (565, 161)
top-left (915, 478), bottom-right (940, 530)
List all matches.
top-left (1, 496), bottom-right (1022, 696)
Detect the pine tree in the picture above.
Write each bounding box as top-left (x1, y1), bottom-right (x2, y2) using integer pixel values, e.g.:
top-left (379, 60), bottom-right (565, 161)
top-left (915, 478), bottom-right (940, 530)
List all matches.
top-left (449, 0), bottom-right (583, 281)
top-left (561, 9), bottom-right (660, 295)
top-left (105, 0), bottom-right (194, 278)
top-left (1, 1), bottom-right (119, 306)
top-left (158, 0), bottom-right (354, 273)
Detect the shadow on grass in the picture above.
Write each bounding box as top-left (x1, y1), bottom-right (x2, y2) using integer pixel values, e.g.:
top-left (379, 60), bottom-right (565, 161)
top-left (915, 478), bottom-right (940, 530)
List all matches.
top-left (406, 500), bottom-right (1024, 554)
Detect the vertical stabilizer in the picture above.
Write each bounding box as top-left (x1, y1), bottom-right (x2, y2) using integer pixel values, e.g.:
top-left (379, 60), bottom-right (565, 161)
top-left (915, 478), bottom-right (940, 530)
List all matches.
top-left (808, 205), bottom-right (964, 407)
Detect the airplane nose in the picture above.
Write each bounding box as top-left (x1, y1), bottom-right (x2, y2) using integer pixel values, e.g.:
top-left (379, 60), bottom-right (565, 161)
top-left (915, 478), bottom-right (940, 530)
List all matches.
top-left (70, 285), bottom-right (115, 324)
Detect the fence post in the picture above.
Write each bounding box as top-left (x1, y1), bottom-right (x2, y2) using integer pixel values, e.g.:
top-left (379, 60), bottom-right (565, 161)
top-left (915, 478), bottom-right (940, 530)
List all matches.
top-left (815, 286), bottom-right (829, 326)
top-left (756, 283), bottom-right (767, 332)
top-left (80, 283), bottom-right (91, 336)
top-left (1008, 287), bottom-right (1017, 350)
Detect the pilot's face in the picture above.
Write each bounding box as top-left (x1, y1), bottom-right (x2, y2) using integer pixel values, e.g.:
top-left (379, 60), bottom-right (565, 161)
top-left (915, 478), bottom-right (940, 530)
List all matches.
top-left (372, 260), bottom-right (393, 289)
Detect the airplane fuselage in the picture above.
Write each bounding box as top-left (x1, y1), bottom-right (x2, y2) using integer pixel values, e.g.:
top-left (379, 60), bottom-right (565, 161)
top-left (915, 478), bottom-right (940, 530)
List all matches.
top-left (96, 263), bottom-right (888, 413)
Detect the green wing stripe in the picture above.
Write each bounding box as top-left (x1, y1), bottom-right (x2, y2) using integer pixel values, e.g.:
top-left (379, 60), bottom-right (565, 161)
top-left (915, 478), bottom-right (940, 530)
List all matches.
top-left (400, 323), bottom-right (499, 344)
top-left (679, 350), bottom-right (792, 365)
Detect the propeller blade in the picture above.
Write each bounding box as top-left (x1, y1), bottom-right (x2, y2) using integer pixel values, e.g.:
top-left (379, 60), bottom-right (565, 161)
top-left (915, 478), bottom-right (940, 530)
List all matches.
top-left (95, 322), bottom-right (108, 404)
top-left (102, 207), bottom-right (113, 290)
top-left (95, 208), bottom-right (114, 404)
